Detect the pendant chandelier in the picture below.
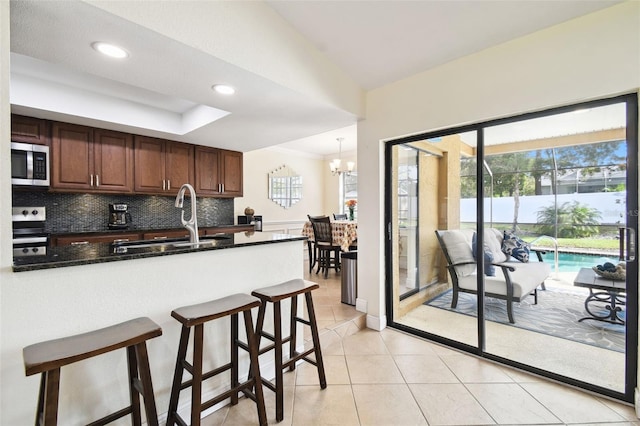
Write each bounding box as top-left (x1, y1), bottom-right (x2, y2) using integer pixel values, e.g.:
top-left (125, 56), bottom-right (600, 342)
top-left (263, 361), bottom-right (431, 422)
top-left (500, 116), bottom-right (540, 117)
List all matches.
top-left (329, 137), bottom-right (355, 176)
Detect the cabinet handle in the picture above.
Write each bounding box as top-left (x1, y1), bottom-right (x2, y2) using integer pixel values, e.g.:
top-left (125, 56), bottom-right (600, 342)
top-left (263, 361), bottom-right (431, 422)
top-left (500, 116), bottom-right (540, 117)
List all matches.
top-left (167, 180), bottom-right (171, 190)
top-left (221, 183), bottom-right (224, 193)
top-left (96, 175), bottom-right (100, 187)
top-left (163, 180), bottom-right (166, 190)
top-left (71, 241), bottom-right (89, 245)
top-left (113, 239), bottom-right (129, 243)
top-left (153, 236), bottom-right (168, 240)
top-left (90, 174), bottom-right (94, 186)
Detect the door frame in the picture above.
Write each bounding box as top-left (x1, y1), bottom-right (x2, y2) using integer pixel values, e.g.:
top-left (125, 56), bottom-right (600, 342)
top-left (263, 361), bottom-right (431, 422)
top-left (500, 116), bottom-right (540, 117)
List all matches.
top-left (384, 92), bottom-right (639, 402)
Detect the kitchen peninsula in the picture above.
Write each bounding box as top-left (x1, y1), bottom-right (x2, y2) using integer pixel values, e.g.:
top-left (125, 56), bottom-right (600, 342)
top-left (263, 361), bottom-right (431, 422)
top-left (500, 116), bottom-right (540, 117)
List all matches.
top-left (14, 230), bottom-right (304, 272)
top-left (5, 230), bottom-right (307, 425)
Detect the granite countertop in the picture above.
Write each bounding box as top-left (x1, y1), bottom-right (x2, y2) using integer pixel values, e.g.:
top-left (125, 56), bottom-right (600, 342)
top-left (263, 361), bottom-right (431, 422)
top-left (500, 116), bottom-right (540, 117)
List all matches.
top-left (13, 232), bottom-right (307, 272)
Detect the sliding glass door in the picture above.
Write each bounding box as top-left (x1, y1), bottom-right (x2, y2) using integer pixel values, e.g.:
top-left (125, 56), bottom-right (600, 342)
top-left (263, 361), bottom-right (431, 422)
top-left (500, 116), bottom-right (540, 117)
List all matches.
top-left (386, 94), bottom-right (638, 401)
top-left (387, 130), bottom-right (479, 349)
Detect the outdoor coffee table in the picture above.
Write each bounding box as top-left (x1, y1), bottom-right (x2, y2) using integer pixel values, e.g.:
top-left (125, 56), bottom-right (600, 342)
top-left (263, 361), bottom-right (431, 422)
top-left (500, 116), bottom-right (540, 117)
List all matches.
top-left (573, 267), bottom-right (626, 325)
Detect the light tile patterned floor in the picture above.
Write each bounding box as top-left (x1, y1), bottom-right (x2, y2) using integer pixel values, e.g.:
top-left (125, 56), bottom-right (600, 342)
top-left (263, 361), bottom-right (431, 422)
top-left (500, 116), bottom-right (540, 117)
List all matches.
top-left (203, 261), bottom-right (639, 425)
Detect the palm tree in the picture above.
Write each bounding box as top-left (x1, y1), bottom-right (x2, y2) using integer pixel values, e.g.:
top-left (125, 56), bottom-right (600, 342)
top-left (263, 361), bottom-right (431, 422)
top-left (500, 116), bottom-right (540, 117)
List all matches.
top-left (536, 201), bottom-right (602, 238)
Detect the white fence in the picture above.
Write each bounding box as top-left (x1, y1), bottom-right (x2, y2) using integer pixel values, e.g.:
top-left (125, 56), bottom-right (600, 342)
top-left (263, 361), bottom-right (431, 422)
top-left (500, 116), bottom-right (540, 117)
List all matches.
top-left (460, 191), bottom-right (627, 225)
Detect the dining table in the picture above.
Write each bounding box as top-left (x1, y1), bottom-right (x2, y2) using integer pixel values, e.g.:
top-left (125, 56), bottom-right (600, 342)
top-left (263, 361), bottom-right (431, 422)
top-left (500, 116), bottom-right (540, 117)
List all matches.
top-left (302, 220), bottom-right (357, 252)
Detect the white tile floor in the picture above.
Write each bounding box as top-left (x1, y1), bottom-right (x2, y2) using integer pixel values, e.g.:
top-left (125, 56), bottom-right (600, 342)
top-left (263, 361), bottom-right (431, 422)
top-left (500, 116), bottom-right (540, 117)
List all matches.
top-left (202, 261), bottom-right (639, 425)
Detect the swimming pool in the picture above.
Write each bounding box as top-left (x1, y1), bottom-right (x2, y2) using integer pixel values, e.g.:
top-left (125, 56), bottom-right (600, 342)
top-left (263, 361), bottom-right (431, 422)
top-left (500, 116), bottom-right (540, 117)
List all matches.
top-left (539, 251), bottom-right (619, 272)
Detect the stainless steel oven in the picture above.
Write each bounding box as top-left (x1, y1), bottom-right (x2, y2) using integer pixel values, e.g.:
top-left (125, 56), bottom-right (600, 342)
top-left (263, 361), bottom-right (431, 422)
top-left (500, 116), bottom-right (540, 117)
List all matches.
top-left (11, 142), bottom-right (50, 187)
top-left (13, 207), bottom-right (48, 257)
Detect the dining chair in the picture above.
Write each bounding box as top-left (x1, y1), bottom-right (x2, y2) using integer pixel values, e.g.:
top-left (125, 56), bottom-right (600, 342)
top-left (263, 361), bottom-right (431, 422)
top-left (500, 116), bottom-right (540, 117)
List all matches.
top-left (306, 215), bottom-right (322, 273)
top-left (333, 213), bottom-right (347, 220)
top-left (307, 215), bottom-right (341, 278)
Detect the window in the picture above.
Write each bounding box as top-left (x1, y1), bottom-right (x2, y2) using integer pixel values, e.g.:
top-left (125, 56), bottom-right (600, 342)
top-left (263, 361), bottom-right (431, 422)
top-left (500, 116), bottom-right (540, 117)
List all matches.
top-left (341, 172), bottom-right (358, 217)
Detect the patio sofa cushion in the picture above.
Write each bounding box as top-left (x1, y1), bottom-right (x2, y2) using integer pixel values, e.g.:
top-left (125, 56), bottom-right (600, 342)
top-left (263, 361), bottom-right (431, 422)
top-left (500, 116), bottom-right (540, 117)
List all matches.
top-left (439, 229), bottom-right (476, 277)
top-left (485, 228), bottom-right (509, 263)
top-left (456, 260), bottom-right (550, 298)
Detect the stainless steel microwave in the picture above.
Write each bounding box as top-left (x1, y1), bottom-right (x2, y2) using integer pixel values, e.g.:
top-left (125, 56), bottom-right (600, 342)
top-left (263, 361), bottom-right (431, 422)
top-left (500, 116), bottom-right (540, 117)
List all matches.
top-left (11, 142), bottom-right (50, 187)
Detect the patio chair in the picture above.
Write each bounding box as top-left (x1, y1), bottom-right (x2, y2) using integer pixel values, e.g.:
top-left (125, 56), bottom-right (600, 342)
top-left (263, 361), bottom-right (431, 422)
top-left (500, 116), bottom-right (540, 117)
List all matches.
top-left (435, 229), bottom-right (551, 323)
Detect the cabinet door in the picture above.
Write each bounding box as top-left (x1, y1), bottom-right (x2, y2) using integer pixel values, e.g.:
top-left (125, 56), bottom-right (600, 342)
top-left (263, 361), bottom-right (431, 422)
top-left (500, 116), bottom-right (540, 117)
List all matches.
top-left (221, 150), bottom-right (243, 197)
top-left (11, 115), bottom-right (49, 145)
top-left (93, 129), bottom-right (134, 192)
top-left (53, 232), bottom-right (141, 246)
top-left (165, 141), bottom-right (194, 194)
top-left (142, 230), bottom-right (191, 240)
top-left (194, 146), bottom-right (222, 195)
top-left (51, 122), bottom-right (94, 190)
top-left (134, 136), bottom-right (166, 193)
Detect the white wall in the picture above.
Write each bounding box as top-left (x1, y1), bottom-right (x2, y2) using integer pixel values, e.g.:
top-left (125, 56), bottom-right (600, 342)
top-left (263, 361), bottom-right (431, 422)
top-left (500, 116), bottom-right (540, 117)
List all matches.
top-left (357, 2), bottom-right (640, 331)
top-left (237, 140), bottom-right (357, 234)
top-left (237, 147), bottom-right (325, 235)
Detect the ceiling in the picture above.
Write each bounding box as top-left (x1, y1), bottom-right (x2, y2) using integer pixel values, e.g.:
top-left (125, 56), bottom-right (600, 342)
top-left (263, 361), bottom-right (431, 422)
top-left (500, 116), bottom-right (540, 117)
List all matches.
top-left (9, 0), bottom-right (623, 157)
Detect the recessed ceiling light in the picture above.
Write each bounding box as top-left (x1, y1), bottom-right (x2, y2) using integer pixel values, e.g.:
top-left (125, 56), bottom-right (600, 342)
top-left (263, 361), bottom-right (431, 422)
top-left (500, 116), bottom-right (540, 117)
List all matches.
top-left (92, 42), bottom-right (129, 59)
top-left (212, 84), bottom-right (235, 95)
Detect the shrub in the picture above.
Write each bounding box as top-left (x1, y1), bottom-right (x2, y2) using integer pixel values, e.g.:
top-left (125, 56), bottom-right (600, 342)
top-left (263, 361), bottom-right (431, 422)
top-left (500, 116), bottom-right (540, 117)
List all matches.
top-left (536, 201), bottom-right (602, 238)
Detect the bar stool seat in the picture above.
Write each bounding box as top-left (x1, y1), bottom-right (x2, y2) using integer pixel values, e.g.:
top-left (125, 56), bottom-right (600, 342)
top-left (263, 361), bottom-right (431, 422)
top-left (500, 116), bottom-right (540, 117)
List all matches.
top-left (251, 279), bottom-right (326, 422)
top-left (23, 317), bottom-right (162, 426)
top-left (166, 293), bottom-right (267, 426)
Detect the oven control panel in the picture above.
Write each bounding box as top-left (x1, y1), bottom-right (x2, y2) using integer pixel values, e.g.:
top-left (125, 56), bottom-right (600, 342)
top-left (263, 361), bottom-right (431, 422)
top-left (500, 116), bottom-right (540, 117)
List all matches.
top-left (13, 246), bottom-right (47, 257)
top-left (12, 206), bottom-right (48, 258)
top-left (12, 207), bottom-right (46, 222)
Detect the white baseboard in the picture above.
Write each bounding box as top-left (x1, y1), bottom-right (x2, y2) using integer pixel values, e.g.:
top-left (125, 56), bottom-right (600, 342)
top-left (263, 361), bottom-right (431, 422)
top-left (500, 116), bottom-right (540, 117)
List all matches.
top-left (355, 297), bottom-right (367, 312)
top-left (366, 314), bottom-right (387, 331)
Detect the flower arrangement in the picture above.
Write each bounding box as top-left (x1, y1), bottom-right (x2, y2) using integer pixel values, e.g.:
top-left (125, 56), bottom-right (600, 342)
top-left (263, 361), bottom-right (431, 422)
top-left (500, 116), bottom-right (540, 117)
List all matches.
top-left (345, 199), bottom-right (357, 221)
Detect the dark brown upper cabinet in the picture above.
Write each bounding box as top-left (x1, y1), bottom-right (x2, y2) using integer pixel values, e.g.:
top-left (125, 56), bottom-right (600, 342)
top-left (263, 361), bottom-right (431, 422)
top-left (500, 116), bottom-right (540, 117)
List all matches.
top-left (11, 114), bottom-right (49, 145)
top-left (134, 136), bottom-right (194, 195)
top-left (194, 146), bottom-right (243, 197)
top-left (51, 123), bottom-right (134, 193)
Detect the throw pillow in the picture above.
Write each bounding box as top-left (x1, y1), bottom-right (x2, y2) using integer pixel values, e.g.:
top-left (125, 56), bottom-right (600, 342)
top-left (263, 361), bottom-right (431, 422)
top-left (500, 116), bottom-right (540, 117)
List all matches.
top-left (472, 232), bottom-right (496, 276)
top-left (501, 231), bottom-right (530, 262)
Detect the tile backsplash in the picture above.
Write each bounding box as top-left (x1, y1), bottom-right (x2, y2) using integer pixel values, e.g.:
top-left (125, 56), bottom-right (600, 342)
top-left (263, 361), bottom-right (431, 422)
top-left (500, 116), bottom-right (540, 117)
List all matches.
top-left (12, 191), bottom-right (234, 234)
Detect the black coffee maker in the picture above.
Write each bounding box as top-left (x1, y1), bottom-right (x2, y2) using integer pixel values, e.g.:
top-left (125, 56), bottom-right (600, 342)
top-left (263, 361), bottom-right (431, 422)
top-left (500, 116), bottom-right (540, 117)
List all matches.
top-left (108, 203), bottom-right (132, 229)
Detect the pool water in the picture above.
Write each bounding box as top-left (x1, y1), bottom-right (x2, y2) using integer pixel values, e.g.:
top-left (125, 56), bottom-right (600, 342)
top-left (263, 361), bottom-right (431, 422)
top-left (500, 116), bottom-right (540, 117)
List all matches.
top-left (539, 251), bottom-right (619, 272)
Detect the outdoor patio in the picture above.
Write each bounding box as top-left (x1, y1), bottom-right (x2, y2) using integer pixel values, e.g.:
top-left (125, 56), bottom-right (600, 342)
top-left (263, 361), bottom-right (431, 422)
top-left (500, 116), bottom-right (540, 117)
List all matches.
top-left (397, 270), bottom-right (627, 392)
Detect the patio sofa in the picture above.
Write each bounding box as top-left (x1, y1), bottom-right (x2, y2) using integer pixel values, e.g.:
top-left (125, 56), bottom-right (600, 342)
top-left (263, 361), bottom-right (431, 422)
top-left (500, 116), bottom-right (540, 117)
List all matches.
top-left (435, 228), bottom-right (551, 324)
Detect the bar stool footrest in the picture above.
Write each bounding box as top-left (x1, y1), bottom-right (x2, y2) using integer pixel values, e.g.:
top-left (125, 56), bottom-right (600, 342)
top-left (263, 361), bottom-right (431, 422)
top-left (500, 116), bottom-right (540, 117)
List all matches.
top-left (283, 348), bottom-right (316, 370)
top-left (86, 406), bottom-right (132, 426)
top-left (259, 378), bottom-right (277, 393)
top-left (200, 379), bottom-right (258, 412)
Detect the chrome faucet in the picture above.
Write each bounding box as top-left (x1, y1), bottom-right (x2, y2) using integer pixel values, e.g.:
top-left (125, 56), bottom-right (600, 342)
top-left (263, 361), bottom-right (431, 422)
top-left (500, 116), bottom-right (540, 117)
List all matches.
top-left (175, 183), bottom-right (199, 244)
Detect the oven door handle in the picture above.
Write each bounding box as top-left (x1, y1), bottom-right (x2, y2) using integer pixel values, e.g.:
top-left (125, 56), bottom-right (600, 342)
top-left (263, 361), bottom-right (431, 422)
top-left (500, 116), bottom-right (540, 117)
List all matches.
top-left (13, 236), bottom-right (48, 245)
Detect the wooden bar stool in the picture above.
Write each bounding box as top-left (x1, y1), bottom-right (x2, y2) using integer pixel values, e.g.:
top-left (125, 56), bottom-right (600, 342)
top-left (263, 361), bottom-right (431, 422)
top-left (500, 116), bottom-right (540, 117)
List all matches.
top-left (166, 293), bottom-right (267, 426)
top-left (22, 317), bottom-right (162, 426)
top-left (251, 279), bottom-right (326, 422)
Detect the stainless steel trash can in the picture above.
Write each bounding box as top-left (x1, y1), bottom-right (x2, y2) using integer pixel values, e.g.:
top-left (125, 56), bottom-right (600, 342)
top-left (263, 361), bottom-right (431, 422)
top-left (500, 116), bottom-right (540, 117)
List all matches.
top-left (341, 251), bottom-right (357, 305)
